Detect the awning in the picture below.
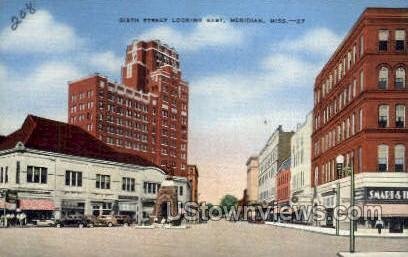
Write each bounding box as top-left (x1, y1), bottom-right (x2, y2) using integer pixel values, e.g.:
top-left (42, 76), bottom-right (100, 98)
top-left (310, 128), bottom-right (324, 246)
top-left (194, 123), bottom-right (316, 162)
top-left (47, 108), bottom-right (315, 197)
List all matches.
top-left (19, 199), bottom-right (55, 211)
top-left (364, 204), bottom-right (408, 217)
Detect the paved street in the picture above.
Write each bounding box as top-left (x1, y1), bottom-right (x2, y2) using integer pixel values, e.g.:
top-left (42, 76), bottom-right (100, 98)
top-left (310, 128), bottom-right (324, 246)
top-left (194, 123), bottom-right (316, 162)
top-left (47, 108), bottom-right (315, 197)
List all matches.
top-left (0, 221), bottom-right (407, 257)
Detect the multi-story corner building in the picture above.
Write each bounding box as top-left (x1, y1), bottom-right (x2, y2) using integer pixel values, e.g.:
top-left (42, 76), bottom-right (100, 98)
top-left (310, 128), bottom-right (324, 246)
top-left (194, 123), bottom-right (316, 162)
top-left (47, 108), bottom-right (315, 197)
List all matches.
top-left (0, 115), bottom-right (191, 223)
top-left (258, 125), bottom-right (293, 204)
top-left (68, 40), bottom-right (189, 178)
top-left (290, 113), bottom-right (313, 219)
top-left (276, 158), bottom-right (291, 209)
top-left (186, 164), bottom-right (199, 202)
top-left (311, 8), bottom-right (408, 231)
top-left (245, 156), bottom-right (259, 204)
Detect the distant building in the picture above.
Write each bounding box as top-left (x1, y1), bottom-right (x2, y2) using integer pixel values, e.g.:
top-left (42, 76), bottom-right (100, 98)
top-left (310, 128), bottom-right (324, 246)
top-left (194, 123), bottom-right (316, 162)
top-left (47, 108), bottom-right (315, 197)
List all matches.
top-left (0, 115), bottom-right (191, 223)
top-left (258, 125), bottom-right (293, 204)
top-left (290, 113), bottom-right (313, 217)
top-left (276, 158), bottom-right (291, 209)
top-left (68, 40), bottom-right (189, 177)
top-left (311, 8), bottom-right (408, 231)
top-left (246, 156), bottom-right (259, 204)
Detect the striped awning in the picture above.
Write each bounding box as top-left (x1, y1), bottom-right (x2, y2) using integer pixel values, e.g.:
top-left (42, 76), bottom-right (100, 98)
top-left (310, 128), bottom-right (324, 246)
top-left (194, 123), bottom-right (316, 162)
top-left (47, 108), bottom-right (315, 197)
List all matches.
top-left (19, 199), bottom-right (55, 211)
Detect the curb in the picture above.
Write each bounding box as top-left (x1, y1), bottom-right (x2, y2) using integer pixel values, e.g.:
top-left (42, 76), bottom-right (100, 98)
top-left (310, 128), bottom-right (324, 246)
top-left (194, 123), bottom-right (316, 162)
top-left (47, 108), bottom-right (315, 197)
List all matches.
top-left (265, 222), bottom-right (408, 238)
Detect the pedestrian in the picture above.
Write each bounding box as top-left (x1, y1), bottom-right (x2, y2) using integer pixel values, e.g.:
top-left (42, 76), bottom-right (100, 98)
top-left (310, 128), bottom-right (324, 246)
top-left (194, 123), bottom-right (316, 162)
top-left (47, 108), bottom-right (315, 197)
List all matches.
top-left (20, 212), bottom-right (26, 226)
top-left (375, 218), bottom-right (384, 234)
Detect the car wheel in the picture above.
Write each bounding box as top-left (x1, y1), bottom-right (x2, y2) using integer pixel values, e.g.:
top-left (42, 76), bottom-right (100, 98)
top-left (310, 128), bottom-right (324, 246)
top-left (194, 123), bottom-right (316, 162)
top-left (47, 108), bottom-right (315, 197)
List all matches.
top-left (107, 222), bottom-right (113, 227)
top-left (78, 223), bottom-right (84, 228)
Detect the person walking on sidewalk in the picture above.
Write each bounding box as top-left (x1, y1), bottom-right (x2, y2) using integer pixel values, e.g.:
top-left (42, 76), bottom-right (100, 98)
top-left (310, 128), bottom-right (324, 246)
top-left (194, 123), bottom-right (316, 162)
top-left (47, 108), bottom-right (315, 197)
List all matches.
top-left (375, 218), bottom-right (384, 234)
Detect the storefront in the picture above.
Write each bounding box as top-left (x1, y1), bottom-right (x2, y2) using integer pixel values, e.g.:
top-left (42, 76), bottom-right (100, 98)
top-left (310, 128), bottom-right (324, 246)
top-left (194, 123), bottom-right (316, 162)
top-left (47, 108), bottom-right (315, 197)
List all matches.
top-left (18, 198), bottom-right (55, 222)
top-left (360, 187), bottom-right (408, 233)
top-left (321, 191), bottom-right (336, 228)
top-left (61, 200), bottom-right (85, 217)
top-left (91, 201), bottom-right (114, 216)
top-left (118, 195), bottom-right (139, 220)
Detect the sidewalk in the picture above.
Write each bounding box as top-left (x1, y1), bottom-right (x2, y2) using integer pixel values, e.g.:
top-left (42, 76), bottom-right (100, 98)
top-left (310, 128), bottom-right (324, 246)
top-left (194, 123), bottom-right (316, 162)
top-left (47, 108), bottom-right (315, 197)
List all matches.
top-left (265, 222), bottom-right (408, 238)
top-left (337, 252), bottom-right (408, 257)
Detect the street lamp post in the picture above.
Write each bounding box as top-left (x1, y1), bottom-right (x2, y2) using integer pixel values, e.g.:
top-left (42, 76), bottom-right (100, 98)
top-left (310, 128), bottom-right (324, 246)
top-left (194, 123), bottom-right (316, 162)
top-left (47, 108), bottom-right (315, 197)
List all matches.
top-left (336, 154), bottom-right (355, 253)
top-left (332, 183), bottom-right (340, 236)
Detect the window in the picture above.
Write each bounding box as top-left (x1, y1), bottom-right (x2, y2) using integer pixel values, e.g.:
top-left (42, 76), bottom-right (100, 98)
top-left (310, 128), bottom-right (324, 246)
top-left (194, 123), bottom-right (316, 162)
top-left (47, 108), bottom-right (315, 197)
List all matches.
top-left (143, 182), bottom-right (160, 194)
top-left (378, 30), bottom-right (388, 51)
top-left (358, 146), bottom-right (362, 173)
top-left (396, 105), bottom-right (405, 128)
top-left (395, 145), bottom-right (405, 172)
top-left (27, 166), bottom-right (47, 184)
top-left (96, 174), bottom-right (110, 189)
top-left (16, 161), bottom-right (20, 184)
top-left (122, 177), bottom-right (135, 192)
top-left (378, 67), bottom-right (388, 89)
top-left (395, 30), bottom-right (405, 51)
top-left (378, 105), bottom-right (389, 128)
top-left (360, 35), bottom-right (364, 57)
top-left (359, 109), bottom-right (363, 131)
top-left (360, 70), bottom-right (364, 92)
top-left (377, 145), bottom-right (388, 172)
top-left (351, 113), bottom-right (355, 135)
top-left (65, 170), bottom-right (82, 187)
top-left (396, 67), bottom-right (406, 89)
top-left (0, 167), bottom-right (8, 183)
top-left (126, 64), bottom-right (132, 78)
top-left (179, 186), bottom-right (183, 196)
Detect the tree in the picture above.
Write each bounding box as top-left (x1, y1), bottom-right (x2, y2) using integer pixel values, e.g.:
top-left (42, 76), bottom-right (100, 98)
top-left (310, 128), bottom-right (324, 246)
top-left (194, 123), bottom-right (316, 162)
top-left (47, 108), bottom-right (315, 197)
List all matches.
top-left (220, 194), bottom-right (238, 215)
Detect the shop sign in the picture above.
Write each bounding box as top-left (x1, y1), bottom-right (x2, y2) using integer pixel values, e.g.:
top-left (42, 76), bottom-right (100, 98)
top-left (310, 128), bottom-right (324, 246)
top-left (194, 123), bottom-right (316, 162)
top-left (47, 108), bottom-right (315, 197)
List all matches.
top-left (365, 187), bottom-right (408, 203)
top-left (118, 195), bottom-right (139, 201)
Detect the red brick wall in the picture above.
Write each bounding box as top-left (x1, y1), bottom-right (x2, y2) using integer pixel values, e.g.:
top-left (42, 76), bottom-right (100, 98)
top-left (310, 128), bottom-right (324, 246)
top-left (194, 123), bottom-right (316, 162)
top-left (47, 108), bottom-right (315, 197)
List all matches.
top-left (312, 8), bottom-right (408, 187)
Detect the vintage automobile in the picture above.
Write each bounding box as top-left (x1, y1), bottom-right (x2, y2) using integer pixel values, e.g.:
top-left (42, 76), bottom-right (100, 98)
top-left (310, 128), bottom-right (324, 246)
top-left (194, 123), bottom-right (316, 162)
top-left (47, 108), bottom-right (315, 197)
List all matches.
top-left (54, 215), bottom-right (90, 228)
top-left (87, 215), bottom-right (133, 227)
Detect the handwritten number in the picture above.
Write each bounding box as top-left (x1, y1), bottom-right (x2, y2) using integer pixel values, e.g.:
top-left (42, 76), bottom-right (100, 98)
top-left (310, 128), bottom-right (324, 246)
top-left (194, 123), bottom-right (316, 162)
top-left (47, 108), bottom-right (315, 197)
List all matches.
top-left (26, 2), bottom-right (36, 14)
top-left (19, 10), bottom-right (26, 19)
top-left (11, 16), bottom-right (20, 31)
top-left (10, 2), bottom-right (35, 31)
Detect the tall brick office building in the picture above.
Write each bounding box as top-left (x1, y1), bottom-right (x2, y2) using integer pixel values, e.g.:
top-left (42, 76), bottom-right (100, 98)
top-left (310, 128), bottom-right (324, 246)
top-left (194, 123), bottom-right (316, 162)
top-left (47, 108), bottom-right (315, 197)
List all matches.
top-left (68, 40), bottom-right (190, 179)
top-left (312, 8), bottom-right (408, 231)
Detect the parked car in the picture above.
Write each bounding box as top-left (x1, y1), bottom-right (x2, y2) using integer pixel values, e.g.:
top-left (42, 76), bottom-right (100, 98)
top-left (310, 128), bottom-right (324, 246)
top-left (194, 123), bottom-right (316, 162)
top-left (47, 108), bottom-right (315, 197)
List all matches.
top-left (33, 218), bottom-right (54, 227)
top-left (88, 215), bottom-right (118, 227)
top-left (114, 215), bottom-right (133, 226)
top-left (55, 215), bottom-right (89, 228)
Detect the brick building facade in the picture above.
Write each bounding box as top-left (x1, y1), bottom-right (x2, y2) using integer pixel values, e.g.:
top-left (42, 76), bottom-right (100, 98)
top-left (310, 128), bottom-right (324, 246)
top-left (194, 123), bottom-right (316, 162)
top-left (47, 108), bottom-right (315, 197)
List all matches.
top-left (276, 158), bottom-right (291, 208)
top-left (311, 8), bottom-right (408, 231)
top-left (68, 40), bottom-right (189, 178)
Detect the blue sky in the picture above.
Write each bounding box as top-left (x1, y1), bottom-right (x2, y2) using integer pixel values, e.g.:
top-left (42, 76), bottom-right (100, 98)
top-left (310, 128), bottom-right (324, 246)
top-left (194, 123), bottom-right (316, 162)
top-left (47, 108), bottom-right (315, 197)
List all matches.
top-left (0, 0), bottom-right (406, 203)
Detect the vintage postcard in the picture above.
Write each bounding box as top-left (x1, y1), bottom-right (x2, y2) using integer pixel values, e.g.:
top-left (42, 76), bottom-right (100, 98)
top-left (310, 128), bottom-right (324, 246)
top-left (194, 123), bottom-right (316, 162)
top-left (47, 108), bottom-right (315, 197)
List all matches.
top-left (0, 1), bottom-right (407, 257)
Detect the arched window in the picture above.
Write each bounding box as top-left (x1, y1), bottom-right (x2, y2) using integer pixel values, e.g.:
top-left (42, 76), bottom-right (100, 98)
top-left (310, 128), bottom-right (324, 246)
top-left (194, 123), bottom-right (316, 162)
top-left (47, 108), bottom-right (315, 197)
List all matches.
top-left (377, 144), bottom-right (389, 172)
top-left (395, 144), bottom-right (405, 172)
top-left (314, 167), bottom-right (319, 185)
top-left (396, 105), bottom-right (405, 128)
top-left (396, 67), bottom-right (406, 89)
top-left (378, 66), bottom-right (388, 89)
top-left (378, 105), bottom-right (389, 128)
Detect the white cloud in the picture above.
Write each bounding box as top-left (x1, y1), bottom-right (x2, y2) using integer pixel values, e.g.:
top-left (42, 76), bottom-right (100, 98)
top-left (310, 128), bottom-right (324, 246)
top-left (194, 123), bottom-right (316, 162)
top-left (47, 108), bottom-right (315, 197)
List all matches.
top-left (0, 10), bottom-right (83, 54)
top-left (0, 61), bottom-right (82, 135)
top-left (89, 51), bottom-right (122, 75)
top-left (138, 18), bottom-right (243, 51)
top-left (278, 27), bottom-right (343, 56)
